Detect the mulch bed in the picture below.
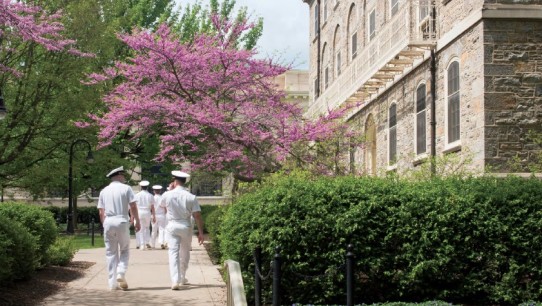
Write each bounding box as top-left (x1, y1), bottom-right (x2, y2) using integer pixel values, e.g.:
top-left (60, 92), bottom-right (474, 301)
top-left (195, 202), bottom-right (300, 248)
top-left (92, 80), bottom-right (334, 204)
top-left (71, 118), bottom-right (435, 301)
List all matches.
top-left (0, 261), bottom-right (95, 306)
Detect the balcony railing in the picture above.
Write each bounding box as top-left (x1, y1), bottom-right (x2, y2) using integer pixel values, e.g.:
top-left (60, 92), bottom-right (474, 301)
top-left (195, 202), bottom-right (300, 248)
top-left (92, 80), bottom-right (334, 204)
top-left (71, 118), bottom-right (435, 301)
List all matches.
top-left (306, 0), bottom-right (437, 119)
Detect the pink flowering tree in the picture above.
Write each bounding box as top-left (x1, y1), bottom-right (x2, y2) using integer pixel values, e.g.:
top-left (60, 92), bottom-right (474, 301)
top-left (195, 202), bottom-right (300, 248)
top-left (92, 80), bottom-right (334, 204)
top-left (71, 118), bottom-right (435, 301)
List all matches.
top-left (0, 0), bottom-right (89, 76)
top-left (81, 16), bottom-right (358, 181)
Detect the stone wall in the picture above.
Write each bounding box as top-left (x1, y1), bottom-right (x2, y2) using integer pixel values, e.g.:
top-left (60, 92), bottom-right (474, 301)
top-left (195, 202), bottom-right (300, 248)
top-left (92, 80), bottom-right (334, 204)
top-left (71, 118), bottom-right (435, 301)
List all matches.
top-left (349, 22), bottom-right (487, 175)
top-left (484, 19), bottom-right (542, 172)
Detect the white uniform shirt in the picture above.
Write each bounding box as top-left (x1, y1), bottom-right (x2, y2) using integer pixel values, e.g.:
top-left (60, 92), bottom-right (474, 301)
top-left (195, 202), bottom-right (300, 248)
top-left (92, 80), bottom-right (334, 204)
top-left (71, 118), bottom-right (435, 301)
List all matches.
top-left (153, 194), bottom-right (166, 215)
top-left (97, 181), bottom-right (135, 221)
top-left (135, 190), bottom-right (154, 214)
top-left (161, 186), bottom-right (200, 225)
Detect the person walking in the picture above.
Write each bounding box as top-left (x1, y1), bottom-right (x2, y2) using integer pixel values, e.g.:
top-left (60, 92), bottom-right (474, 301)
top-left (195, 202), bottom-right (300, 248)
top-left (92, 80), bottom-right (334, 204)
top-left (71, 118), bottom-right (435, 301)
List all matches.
top-left (98, 166), bottom-right (141, 291)
top-left (161, 171), bottom-right (204, 290)
top-left (150, 184), bottom-right (168, 249)
top-left (134, 180), bottom-right (156, 250)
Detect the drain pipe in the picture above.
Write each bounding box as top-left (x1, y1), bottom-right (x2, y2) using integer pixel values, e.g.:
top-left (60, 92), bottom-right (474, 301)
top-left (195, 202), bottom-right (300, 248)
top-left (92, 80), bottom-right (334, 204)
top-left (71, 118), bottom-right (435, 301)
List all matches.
top-left (430, 3), bottom-right (438, 177)
top-left (430, 49), bottom-right (437, 176)
top-left (316, 0), bottom-right (321, 98)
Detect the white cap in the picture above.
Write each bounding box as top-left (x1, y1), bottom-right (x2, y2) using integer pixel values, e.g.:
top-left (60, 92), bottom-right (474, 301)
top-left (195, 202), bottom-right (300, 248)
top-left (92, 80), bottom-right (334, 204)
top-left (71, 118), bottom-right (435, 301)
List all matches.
top-left (152, 185), bottom-right (162, 190)
top-left (106, 166), bottom-right (124, 178)
top-left (139, 180), bottom-right (150, 187)
top-left (171, 170), bottom-right (190, 178)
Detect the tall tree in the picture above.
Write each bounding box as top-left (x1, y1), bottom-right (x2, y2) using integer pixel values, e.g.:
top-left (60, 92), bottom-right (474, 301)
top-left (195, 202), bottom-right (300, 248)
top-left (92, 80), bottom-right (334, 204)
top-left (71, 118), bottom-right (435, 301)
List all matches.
top-left (0, 0), bottom-right (176, 199)
top-left (81, 16), bottom-right (351, 182)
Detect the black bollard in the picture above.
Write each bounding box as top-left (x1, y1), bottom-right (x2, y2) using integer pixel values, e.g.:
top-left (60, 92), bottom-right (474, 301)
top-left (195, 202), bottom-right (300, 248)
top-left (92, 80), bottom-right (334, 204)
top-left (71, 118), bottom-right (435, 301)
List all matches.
top-left (91, 218), bottom-right (95, 246)
top-left (272, 246), bottom-right (282, 306)
top-left (254, 246), bottom-right (262, 306)
top-left (346, 244), bottom-right (354, 306)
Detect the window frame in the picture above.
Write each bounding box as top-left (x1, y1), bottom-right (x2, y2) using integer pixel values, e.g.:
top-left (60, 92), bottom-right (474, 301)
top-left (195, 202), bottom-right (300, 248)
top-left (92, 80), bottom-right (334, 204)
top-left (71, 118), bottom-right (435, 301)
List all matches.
top-left (336, 51), bottom-right (341, 76)
top-left (388, 102), bottom-right (397, 165)
top-left (446, 59), bottom-right (461, 146)
top-left (391, 0), bottom-right (399, 16)
top-left (369, 9), bottom-right (376, 41)
top-left (415, 82), bottom-right (427, 155)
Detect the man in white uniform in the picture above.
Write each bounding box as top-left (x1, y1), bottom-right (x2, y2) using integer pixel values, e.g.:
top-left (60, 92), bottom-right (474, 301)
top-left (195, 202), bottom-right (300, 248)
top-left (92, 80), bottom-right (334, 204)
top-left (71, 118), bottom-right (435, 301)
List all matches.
top-left (161, 171), bottom-right (204, 290)
top-left (150, 184), bottom-right (168, 249)
top-left (98, 166), bottom-right (140, 291)
top-left (134, 180), bottom-right (155, 250)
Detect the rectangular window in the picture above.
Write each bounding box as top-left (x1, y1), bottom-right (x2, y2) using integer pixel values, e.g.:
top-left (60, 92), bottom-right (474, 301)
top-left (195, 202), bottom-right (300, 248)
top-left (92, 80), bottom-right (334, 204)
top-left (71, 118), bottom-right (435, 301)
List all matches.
top-left (420, 0), bottom-right (430, 21)
top-left (369, 10), bottom-right (376, 40)
top-left (391, 0), bottom-right (399, 16)
top-left (389, 104), bottom-right (397, 164)
top-left (323, 0), bottom-right (328, 22)
top-left (448, 62), bottom-right (460, 143)
top-left (314, 4), bottom-right (319, 34)
top-left (351, 32), bottom-right (357, 59)
top-left (336, 52), bottom-right (341, 76)
top-left (314, 78), bottom-right (319, 98)
top-left (325, 67), bottom-right (329, 89)
top-left (416, 84), bottom-right (427, 154)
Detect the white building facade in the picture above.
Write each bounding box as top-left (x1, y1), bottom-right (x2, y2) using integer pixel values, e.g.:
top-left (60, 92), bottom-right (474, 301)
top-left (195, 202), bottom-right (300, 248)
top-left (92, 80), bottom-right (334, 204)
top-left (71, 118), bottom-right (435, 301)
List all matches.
top-left (301, 0), bottom-right (542, 176)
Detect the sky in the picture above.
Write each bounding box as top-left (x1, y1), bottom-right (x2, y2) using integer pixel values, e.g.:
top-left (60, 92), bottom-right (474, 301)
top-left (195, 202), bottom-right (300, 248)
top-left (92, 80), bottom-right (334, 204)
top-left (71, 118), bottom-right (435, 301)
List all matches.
top-left (175, 0), bottom-right (310, 70)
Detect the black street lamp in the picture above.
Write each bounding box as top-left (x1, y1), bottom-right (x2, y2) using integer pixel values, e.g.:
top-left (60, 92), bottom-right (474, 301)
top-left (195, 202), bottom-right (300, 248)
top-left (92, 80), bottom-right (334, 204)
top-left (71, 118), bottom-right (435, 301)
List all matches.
top-left (67, 139), bottom-right (94, 234)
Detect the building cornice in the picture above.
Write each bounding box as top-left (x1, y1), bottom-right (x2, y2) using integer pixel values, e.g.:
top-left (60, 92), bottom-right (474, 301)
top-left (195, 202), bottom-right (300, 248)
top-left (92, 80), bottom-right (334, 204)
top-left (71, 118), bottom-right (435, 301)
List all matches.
top-left (437, 4), bottom-right (542, 52)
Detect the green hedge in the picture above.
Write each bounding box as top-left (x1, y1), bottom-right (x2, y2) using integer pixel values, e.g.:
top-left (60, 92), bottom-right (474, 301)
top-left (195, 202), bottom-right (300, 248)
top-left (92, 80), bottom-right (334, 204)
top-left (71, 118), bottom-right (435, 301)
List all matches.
top-left (0, 202), bottom-right (58, 267)
top-left (0, 214), bottom-right (38, 285)
top-left (201, 205), bottom-right (229, 263)
top-left (42, 206), bottom-right (100, 226)
top-left (46, 236), bottom-right (78, 266)
top-left (220, 174), bottom-right (542, 305)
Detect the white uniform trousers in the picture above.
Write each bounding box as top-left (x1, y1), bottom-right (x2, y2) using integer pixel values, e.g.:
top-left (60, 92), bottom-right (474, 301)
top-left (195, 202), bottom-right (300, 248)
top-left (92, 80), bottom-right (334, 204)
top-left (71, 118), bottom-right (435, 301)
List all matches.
top-left (136, 211), bottom-right (151, 247)
top-left (150, 214), bottom-right (167, 248)
top-left (166, 220), bottom-right (192, 285)
top-left (103, 216), bottom-right (131, 289)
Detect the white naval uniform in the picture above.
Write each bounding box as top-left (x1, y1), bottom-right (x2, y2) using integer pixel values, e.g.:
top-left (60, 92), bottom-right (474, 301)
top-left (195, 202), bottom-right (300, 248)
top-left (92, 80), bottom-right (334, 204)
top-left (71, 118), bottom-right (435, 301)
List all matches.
top-left (134, 190), bottom-right (154, 248)
top-left (150, 193), bottom-right (167, 248)
top-left (161, 186), bottom-right (201, 285)
top-left (97, 181), bottom-right (135, 289)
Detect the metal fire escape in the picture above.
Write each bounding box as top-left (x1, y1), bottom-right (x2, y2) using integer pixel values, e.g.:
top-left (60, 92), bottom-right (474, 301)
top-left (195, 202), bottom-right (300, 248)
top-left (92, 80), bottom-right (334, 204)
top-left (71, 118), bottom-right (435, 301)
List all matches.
top-left (306, 0), bottom-right (437, 119)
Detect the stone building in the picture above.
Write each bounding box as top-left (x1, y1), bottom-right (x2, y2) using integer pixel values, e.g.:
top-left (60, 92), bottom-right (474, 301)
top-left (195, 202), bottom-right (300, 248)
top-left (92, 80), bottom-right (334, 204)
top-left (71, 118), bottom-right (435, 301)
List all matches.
top-left (301, 0), bottom-right (542, 176)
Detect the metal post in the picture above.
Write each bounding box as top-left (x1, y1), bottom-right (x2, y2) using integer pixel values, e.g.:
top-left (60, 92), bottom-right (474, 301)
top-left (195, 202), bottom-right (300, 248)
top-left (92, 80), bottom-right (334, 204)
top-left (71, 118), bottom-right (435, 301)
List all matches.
top-left (91, 218), bottom-right (95, 246)
top-left (67, 139), bottom-right (93, 234)
top-left (67, 144), bottom-right (75, 234)
top-left (272, 246), bottom-right (282, 306)
top-left (346, 244), bottom-right (354, 306)
top-left (254, 247), bottom-right (262, 306)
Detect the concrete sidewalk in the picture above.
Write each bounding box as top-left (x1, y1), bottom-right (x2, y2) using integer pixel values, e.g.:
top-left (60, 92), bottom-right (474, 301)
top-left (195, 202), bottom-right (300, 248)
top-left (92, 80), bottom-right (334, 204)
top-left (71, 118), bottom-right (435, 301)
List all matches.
top-left (43, 236), bottom-right (227, 306)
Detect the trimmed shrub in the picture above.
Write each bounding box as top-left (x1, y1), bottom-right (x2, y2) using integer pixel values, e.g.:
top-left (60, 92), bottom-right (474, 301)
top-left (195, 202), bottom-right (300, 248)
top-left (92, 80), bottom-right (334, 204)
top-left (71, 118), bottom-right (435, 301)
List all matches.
top-left (0, 202), bottom-right (58, 267)
top-left (47, 236), bottom-right (79, 266)
top-left (76, 206), bottom-right (99, 225)
top-left (0, 214), bottom-right (38, 285)
top-left (220, 174), bottom-right (542, 305)
top-left (203, 205), bottom-right (229, 263)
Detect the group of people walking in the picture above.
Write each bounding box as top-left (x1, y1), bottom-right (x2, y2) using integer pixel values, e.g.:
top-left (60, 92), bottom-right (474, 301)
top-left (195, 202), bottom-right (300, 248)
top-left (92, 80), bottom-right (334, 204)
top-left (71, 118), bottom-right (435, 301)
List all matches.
top-left (97, 166), bottom-right (204, 291)
top-left (133, 180), bottom-right (168, 250)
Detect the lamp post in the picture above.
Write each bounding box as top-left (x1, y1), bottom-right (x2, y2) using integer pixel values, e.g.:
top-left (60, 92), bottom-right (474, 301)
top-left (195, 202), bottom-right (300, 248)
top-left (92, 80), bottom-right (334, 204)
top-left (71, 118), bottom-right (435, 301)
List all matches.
top-left (67, 139), bottom-right (94, 234)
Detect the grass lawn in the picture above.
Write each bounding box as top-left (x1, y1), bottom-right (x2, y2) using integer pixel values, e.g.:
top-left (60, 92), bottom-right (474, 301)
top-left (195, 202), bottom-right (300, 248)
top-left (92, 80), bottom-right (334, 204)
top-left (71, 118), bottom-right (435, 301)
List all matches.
top-left (71, 234), bottom-right (105, 249)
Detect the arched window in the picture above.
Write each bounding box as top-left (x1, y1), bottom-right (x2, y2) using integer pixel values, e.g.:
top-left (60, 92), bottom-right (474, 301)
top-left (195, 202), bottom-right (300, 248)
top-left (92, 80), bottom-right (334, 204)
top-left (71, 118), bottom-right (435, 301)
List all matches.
top-left (322, 43), bottom-right (329, 89)
top-left (347, 4), bottom-right (357, 61)
top-left (365, 114), bottom-right (376, 175)
top-left (333, 25), bottom-right (341, 77)
top-left (447, 61), bottom-right (460, 143)
top-left (416, 83), bottom-right (427, 155)
top-left (389, 103), bottom-right (397, 164)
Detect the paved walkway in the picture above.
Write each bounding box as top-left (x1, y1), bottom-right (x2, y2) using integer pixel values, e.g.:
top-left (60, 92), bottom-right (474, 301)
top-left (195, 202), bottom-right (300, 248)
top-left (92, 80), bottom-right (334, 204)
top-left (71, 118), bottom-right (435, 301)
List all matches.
top-left (43, 236), bottom-right (227, 306)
